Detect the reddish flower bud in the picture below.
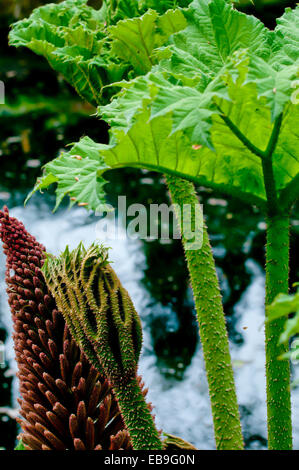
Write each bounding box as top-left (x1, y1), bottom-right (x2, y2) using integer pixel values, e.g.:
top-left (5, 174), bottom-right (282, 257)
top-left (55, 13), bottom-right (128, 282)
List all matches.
top-left (0, 207), bottom-right (136, 450)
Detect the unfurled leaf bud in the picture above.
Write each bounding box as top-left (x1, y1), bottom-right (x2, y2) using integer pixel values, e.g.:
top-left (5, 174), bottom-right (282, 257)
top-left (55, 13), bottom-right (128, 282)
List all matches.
top-left (43, 242), bottom-right (162, 450)
top-left (43, 243), bottom-right (143, 385)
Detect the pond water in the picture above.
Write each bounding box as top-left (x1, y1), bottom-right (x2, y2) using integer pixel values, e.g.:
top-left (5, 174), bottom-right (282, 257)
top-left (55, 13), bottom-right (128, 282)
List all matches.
top-left (1, 194), bottom-right (298, 450)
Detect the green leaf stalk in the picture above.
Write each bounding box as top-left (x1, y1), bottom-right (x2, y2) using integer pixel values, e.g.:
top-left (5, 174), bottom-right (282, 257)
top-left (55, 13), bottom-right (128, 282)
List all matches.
top-left (265, 214), bottom-right (292, 449)
top-left (261, 115), bottom-right (292, 449)
top-left (166, 175), bottom-right (243, 450)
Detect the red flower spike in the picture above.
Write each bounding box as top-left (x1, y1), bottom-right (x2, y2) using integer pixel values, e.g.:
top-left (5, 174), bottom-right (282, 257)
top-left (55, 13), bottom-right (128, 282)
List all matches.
top-left (0, 207), bottom-right (135, 450)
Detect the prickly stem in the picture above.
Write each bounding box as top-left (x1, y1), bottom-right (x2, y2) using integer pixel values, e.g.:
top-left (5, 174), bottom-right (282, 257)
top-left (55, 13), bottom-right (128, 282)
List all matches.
top-left (265, 214), bottom-right (292, 449)
top-left (166, 175), bottom-right (244, 450)
top-left (113, 377), bottom-right (163, 450)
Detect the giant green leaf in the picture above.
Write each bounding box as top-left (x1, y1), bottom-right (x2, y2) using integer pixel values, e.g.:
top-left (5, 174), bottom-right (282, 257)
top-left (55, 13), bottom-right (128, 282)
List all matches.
top-left (9, 0), bottom-right (122, 106)
top-left (9, 0), bottom-right (189, 106)
top-left (94, 0), bottom-right (299, 209)
top-left (21, 0), bottom-right (299, 213)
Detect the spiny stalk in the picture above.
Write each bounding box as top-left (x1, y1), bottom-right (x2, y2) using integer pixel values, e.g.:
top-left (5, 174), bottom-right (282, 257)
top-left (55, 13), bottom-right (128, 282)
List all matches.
top-left (166, 176), bottom-right (244, 450)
